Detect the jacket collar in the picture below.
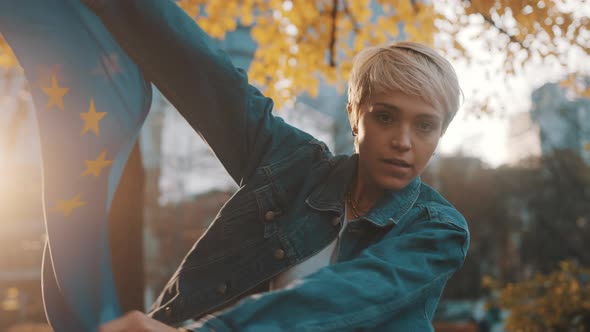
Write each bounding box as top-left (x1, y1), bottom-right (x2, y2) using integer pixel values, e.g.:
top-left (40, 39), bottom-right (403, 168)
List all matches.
top-left (305, 153), bottom-right (422, 228)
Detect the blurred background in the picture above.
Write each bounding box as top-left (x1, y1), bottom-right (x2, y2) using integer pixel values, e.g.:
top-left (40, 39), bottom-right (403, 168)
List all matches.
top-left (1, 0), bottom-right (589, 331)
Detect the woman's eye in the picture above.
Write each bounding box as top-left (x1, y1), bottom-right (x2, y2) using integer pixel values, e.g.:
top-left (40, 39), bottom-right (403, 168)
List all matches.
top-left (417, 121), bottom-right (434, 132)
top-left (376, 113), bottom-right (392, 123)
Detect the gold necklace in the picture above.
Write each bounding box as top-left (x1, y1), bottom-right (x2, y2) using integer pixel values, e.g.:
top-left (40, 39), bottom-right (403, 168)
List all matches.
top-left (346, 190), bottom-right (362, 218)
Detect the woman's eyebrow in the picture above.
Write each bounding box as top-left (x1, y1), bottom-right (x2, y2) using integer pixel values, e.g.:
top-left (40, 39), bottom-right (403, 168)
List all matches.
top-left (373, 102), bottom-right (401, 112)
top-left (374, 102), bottom-right (442, 121)
top-left (416, 113), bottom-right (442, 122)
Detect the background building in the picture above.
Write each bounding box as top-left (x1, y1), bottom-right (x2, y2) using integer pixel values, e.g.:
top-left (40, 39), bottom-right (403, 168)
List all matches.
top-left (531, 81), bottom-right (590, 164)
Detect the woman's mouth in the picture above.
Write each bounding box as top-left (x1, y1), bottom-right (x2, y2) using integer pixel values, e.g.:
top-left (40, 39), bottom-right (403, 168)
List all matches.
top-left (383, 158), bottom-right (412, 168)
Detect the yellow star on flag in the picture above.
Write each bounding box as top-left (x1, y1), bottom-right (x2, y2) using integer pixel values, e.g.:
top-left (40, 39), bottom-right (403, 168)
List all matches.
top-left (41, 74), bottom-right (69, 111)
top-left (35, 64), bottom-right (64, 88)
top-left (82, 151), bottom-right (113, 177)
top-left (585, 142), bottom-right (590, 151)
top-left (52, 194), bottom-right (86, 217)
top-left (80, 98), bottom-right (106, 136)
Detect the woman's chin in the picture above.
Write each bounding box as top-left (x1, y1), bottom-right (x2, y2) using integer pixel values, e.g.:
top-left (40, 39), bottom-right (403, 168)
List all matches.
top-left (374, 174), bottom-right (415, 192)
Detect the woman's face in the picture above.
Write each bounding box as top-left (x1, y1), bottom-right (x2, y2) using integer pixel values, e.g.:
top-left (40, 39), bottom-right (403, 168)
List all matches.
top-left (349, 91), bottom-right (443, 192)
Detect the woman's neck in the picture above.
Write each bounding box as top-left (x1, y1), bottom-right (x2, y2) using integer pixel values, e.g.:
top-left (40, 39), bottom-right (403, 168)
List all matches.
top-left (347, 172), bottom-right (384, 218)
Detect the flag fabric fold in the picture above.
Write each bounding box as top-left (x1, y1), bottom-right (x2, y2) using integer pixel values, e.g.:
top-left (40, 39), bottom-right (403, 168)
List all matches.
top-left (0, 0), bottom-right (152, 330)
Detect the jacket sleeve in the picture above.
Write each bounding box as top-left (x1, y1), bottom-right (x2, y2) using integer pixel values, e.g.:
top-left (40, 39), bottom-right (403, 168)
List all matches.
top-left (81, 0), bottom-right (313, 185)
top-left (183, 216), bottom-right (470, 332)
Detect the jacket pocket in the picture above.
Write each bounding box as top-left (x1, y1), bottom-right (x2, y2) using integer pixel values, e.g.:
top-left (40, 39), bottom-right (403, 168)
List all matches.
top-left (253, 183), bottom-right (282, 238)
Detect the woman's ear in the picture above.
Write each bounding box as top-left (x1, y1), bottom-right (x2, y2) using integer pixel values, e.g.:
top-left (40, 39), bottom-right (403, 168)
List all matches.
top-left (346, 103), bottom-right (358, 136)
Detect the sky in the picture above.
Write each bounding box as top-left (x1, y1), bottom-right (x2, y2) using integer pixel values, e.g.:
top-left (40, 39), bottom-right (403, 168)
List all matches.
top-left (437, 45), bottom-right (588, 167)
top-left (438, 58), bottom-right (532, 168)
top-left (441, 55), bottom-right (588, 167)
top-left (436, 1), bottom-right (590, 167)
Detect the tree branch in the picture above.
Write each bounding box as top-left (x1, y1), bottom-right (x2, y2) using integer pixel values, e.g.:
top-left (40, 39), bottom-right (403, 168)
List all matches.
top-left (477, 10), bottom-right (530, 54)
top-left (343, 0), bottom-right (359, 32)
top-left (329, 0), bottom-right (338, 67)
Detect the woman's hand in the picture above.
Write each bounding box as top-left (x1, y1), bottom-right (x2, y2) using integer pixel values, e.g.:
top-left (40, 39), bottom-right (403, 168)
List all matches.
top-left (99, 310), bottom-right (179, 332)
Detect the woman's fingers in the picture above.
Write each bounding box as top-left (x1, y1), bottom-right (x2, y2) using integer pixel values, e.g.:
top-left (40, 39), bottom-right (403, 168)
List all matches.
top-left (99, 310), bottom-right (178, 332)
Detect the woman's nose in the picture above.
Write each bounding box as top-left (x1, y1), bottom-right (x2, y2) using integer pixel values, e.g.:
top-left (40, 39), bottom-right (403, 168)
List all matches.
top-left (391, 127), bottom-right (411, 151)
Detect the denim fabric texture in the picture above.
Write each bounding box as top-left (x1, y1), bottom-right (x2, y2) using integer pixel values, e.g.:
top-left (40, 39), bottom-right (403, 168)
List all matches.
top-left (83, 0), bottom-right (470, 331)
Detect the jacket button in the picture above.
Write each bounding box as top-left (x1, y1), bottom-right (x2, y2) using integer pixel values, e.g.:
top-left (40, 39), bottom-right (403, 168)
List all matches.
top-left (216, 283), bottom-right (228, 295)
top-left (274, 248), bottom-right (285, 260)
top-left (331, 216), bottom-right (341, 226)
top-left (265, 210), bottom-right (277, 221)
top-left (164, 305), bottom-right (172, 318)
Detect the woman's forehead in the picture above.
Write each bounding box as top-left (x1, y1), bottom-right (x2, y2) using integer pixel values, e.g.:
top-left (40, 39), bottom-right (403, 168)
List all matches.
top-left (364, 92), bottom-right (442, 119)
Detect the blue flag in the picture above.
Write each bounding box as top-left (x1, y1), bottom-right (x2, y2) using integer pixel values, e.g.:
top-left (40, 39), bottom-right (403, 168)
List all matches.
top-left (0, 0), bottom-right (151, 330)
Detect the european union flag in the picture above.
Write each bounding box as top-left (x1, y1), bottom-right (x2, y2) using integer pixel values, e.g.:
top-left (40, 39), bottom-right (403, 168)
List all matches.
top-left (0, 0), bottom-right (151, 330)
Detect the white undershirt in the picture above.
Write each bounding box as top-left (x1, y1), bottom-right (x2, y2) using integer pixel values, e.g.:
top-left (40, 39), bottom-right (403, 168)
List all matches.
top-left (269, 209), bottom-right (349, 290)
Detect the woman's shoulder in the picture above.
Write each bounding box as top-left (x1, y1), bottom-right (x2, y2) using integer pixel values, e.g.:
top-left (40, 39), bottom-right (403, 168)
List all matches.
top-left (415, 182), bottom-right (469, 233)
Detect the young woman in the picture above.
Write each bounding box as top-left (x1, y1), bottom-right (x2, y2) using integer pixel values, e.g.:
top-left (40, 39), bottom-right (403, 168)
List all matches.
top-left (85, 0), bottom-right (470, 331)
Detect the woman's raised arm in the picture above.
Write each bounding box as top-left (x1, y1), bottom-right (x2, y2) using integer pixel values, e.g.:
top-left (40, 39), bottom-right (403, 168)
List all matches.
top-left (82, 0), bottom-right (313, 185)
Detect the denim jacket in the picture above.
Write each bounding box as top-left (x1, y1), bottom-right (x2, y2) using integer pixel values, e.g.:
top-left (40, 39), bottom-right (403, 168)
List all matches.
top-left (84, 1), bottom-right (470, 331)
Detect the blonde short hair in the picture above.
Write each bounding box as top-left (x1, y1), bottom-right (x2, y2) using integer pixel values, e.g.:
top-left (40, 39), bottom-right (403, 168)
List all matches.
top-left (347, 41), bottom-right (462, 133)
